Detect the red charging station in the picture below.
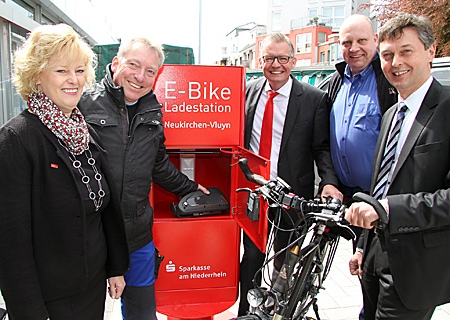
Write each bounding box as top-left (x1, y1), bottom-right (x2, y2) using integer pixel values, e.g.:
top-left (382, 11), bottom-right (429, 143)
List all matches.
top-left (151, 65), bottom-right (270, 319)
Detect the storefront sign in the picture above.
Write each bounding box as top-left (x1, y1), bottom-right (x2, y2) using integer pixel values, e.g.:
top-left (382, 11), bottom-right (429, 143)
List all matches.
top-left (154, 65), bottom-right (245, 148)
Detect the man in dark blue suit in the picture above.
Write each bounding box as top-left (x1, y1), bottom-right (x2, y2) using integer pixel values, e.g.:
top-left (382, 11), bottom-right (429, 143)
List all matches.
top-left (346, 13), bottom-right (450, 319)
top-left (238, 32), bottom-right (342, 315)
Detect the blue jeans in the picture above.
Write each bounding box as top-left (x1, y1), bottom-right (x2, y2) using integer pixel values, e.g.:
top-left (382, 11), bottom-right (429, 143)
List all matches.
top-left (121, 241), bottom-right (156, 320)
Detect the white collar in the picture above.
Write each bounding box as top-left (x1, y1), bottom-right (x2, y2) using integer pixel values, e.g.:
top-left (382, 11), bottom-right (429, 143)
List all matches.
top-left (264, 77), bottom-right (293, 98)
top-left (400, 76), bottom-right (433, 113)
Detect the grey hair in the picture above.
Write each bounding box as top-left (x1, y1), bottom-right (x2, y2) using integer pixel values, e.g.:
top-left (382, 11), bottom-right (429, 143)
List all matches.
top-left (117, 37), bottom-right (165, 68)
top-left (261, 32), bottom-right (295, 57)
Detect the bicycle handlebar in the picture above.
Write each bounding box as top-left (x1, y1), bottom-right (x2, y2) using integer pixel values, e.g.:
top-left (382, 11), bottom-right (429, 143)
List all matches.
top-left (237, 158), bottom-right (388, 226)
top-left (352, 192), bottom-right (389, 225)
top-left (237, 158), bottom-right (345, 219)
top-left (237, 158), bottom-right (270, 186)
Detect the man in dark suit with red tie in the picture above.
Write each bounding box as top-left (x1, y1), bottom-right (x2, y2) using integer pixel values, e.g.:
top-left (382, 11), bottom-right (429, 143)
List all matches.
top-left (238, 32), bottom-right (342, 315)
top-left (345, 13), bottom-right (450, 319)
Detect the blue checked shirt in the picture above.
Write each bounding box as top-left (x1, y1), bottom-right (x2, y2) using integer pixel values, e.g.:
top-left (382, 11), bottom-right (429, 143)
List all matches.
top-left (330, 63), bottom-right (381, 191)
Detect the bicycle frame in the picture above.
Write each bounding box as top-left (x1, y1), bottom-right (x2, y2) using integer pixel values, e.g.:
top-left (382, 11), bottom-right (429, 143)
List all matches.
top-left (244, 208), bottom-right (350, 320)
top-left (286, 222), bottom-right (338, 319)
top-left (235, 158), bottom-right (362, 320)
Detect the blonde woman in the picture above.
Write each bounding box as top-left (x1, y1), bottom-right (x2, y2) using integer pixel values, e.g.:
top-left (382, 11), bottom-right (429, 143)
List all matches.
top-left (0, 24), bottom-right (129, 319)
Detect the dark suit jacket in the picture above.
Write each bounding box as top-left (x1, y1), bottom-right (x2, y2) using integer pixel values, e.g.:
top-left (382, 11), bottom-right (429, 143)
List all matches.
top-left (244, 76), bottom-right (338, 201)
top-left (366, 79), bottom-right (450, 310)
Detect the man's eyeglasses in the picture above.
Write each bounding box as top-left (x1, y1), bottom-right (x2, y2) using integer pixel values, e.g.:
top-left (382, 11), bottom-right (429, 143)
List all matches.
top-left (262, 55), bottom-right (292, 64)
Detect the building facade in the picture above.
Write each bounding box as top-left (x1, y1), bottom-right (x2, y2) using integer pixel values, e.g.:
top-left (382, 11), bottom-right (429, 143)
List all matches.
top-left (219, 22), bottom-right (267, 69)
top-left (0, 0), bottom-right (115, 126)
top-left (220, 0), bottom-right (372, 85)
top-left (266, 0), bottom-right (370, 34)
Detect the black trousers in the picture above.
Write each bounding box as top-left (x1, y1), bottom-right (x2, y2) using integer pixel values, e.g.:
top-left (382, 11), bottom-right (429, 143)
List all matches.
top-left (362, 233), bottom-right (435, 320)
top-left (45, 269), bottom-right (106, 320)
top-left (238, 209), bottom-right (293, 316)
top-left (121, 284), bottom-right (156, 320)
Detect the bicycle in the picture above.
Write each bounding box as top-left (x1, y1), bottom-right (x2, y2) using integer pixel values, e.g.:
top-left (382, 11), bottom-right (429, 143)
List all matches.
top-left (234, 158), bottom-right (387, 320)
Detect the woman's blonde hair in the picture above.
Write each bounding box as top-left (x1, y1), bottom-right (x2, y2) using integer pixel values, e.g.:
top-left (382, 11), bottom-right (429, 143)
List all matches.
top-left (13, 23), bottom-right (97, 100)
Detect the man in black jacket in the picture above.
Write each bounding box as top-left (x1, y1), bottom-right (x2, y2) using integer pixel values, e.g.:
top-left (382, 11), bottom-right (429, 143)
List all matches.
top-left (346, 12), bottom-right (450, 319)
top-left (79, 37), bottom-right (208, 320)
top-left (328, 14), bottom-right (397, 248)
top-left (327, 14), bottom-right (397, 319)
top-left (239, 32), bottom-right (342, 316)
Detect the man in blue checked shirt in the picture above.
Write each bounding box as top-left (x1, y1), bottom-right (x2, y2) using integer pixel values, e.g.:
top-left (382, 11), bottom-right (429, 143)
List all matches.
top-left (326, 14), bottom-right (397, 320)
top-left (328, 14), bottom-right (397, 242)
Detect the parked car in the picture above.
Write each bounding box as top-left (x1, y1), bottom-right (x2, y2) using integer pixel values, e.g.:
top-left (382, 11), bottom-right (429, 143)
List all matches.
top-left (431, 56), bottom-right (450, 86)
top-left (316, 56), bottom-right (450, 91)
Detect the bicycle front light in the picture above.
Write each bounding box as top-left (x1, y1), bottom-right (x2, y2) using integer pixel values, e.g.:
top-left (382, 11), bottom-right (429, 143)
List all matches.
top-left (247, 288), bottom-right (266, 308)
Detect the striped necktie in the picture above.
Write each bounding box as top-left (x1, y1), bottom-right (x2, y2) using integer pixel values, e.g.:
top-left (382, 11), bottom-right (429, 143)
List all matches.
top-left (372, 102), bottom-right (408, 200)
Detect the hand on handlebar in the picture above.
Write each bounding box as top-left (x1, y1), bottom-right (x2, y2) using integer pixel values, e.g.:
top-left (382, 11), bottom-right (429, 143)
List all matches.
top-left (344, 200), bottom-right (386, 229)
top-left (345, 192), bottom-right (389, 229)
top-left (321, 184), bottom-right (343, 203)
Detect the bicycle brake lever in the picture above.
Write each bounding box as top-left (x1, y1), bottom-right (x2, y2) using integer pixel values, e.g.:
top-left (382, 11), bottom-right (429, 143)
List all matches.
top-left (314, 212), bottom-right (342, 224)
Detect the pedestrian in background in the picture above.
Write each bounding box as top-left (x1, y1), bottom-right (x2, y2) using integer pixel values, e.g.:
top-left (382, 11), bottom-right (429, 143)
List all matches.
top-left (238, 32), bottom-right (342, 315)
top-left (0, 23), bottom-right (129, 320)
top-left (79, 37), bottom-right (208, 320)
top-left (346, 12), bottom-right (450, 319)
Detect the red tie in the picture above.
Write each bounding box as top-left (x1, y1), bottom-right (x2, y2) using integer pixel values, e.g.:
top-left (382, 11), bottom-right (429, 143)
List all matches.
top-left (259, 90), bottom-right (278, 159)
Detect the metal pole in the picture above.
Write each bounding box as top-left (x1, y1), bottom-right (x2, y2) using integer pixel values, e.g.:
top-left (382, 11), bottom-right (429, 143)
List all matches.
top-left (198, 0), bottom-right (202, 64)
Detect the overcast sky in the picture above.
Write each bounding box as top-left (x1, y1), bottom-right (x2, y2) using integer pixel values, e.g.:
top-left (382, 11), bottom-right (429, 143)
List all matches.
top-left (97, 0), bottom-right (268, 64)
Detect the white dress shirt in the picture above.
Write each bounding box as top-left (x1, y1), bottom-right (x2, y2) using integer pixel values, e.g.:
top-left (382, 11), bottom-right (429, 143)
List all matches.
top-left (249, 78), bottom-right (292, 180)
